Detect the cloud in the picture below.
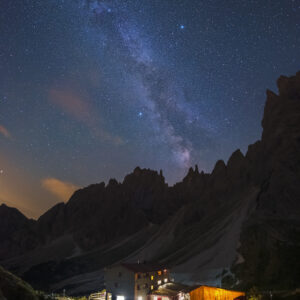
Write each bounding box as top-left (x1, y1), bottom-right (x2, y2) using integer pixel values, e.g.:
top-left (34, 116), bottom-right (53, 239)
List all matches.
top-left (0, 125), bottom-right (11, 139)
top-left (42, 177), bottom-right (79, 202)
top-left (49, 88), bottom-right (123, 145)
top-left (0, 151), bottom-right (55, 219)
top-left (49, 88), bottom-right (93, 124)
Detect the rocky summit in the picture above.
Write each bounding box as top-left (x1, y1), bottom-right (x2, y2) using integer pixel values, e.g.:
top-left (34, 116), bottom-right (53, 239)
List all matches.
top-left (0, 72), bottom-right (299, 295)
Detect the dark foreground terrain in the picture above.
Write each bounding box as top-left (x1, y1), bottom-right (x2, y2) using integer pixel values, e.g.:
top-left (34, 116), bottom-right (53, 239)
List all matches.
top-left (0, 72), bottom-right (299, 295)
top-left (0, 265), bottom-right (42, 300)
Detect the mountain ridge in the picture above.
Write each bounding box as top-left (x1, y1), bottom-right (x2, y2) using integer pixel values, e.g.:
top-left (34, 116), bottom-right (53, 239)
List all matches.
top-left (0, 71), bottom-right (299, 295)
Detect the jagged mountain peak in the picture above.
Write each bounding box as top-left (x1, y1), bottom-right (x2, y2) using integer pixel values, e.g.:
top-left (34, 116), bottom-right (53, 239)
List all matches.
top-left (123, 166), bottom-right (166, 187)
top-left (227, 149), bottom-right (244, 165)
top-left (211, 159), bottom-right (226, 176)
top-left (0, 203), bottom-right (24, 215)
top-left (262, 72), bottom-right (300, 141)
top-left (0, 203), bottom-right (32, 225)
top-left (277, 71), bottom-right (300, 98)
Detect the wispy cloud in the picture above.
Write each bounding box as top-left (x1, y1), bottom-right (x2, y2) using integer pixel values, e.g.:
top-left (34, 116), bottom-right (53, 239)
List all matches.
top-left (49, 88), bottom-right (92, 123)
top-left (41, 177), bottom-right (79, 202)
top-left (49, 88), bottom-right (123, 145)
top-left (0, 125), bottom-right (11, 139)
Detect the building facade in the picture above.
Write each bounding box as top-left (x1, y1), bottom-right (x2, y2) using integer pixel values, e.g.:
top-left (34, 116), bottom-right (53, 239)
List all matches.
top-left (149, 282), bottom-right (191, 300)
top-left (105, 263), bottom-right (170, 300)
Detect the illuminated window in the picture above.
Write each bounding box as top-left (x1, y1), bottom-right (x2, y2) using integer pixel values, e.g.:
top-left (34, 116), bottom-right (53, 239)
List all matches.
top-left (151, 275), bottom-right (154, 280)
top-left (117, 296), bottom-right (124, 300)
top-left (164, 278), bottom-right (168, 283)
top-left (138, 297), bottom-right (142, 300)
top-left (157, 280), bottom-right (162, 285)
top-left (157, 271), bottom-right (162, 275)
top-left (151, 285), bottom-right (154, 290)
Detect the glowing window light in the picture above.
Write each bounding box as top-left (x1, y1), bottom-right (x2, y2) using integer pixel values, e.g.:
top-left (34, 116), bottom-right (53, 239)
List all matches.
top-left (151, 286), bottom-right (154, 290)
top-left (157, 280), bottom-right (162, 285)
top-left (151, 275), bottom-right (154, 280)
top-left (164, 278), bottom-right (168, 283)
top-left (117, 296), bottom-right (125, 300)
top-left (138, 297), bottom-right (142, 300)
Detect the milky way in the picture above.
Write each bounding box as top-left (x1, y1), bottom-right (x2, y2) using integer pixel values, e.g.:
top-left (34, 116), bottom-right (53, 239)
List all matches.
top-left (84, 0), bottom-right (210, 169)
top-left (0, 0), bottom-right (300, 217)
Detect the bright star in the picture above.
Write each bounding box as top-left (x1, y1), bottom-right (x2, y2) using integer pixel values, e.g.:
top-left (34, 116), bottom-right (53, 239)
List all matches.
top-left (180, 25), bottom-right (185, 29)
top-left (138, 112), bottom-right (143, 117)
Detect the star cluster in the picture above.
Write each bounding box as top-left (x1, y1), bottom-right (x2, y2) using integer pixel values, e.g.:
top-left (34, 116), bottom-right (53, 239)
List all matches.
top-left (0, 0), bottom-right (300, 217)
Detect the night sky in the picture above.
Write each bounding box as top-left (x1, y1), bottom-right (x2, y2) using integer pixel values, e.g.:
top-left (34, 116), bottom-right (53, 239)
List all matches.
top-left (1, 0), bottom-right (300, 218)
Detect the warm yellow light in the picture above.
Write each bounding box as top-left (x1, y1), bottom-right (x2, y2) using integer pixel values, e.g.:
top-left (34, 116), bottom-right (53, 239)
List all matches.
top-left (151, 285), bottom-right (154, 290)
top-left (189, 286), bottom-right (245, 300)
top-left (157, 271), bottom-right (162, 275)
top-left (157, 280), bottom-right (162, 285)
top-left (151, 275), bottom-right (154, 280)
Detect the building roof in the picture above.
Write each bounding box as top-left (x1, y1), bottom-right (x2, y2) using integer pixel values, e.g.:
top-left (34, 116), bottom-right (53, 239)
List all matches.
top-left (151, 283), bottom-right (191, 296)
top-left (120, 263), bottom-right (167, 273)
top-left (189, 285), bottom-right (245, 295)
top-left (152, 284), bottom-right (245, 297)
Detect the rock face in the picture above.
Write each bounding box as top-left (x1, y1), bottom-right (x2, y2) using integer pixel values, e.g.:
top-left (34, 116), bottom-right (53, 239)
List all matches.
top-left (0, 204), bottom-right (38, 260)
top-left (0, 72), bottom-right (299, 294)
top-left (35, 167), bottom-right (175, 251)
top-left (228, 73), bottom-right (300, 290)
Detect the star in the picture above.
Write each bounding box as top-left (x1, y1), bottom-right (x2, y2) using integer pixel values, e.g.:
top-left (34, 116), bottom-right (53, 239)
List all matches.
top-left (0, 0), bottom-right (299, 216)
